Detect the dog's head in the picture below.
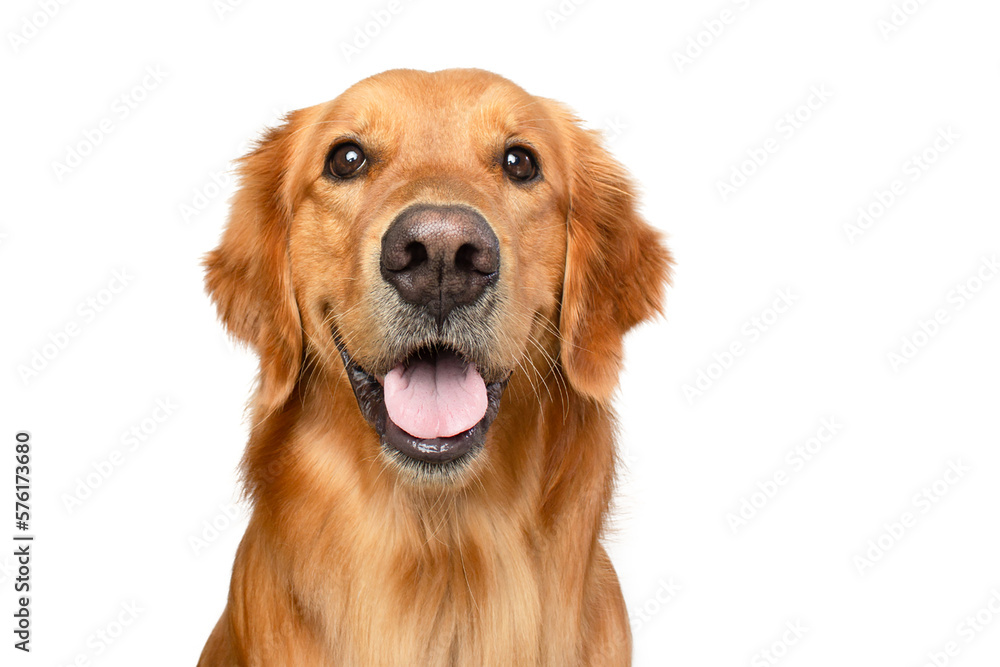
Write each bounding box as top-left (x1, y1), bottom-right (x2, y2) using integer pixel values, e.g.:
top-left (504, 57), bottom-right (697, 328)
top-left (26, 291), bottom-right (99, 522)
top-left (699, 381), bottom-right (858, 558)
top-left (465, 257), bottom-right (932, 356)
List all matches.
top-left (206, 69), bottom-right (671, 482)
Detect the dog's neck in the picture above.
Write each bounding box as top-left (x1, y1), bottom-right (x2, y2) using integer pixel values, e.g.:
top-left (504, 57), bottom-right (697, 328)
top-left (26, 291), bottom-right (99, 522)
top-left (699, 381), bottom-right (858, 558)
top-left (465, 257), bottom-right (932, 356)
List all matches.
top-left (223, 359), bottom-right (621, 663)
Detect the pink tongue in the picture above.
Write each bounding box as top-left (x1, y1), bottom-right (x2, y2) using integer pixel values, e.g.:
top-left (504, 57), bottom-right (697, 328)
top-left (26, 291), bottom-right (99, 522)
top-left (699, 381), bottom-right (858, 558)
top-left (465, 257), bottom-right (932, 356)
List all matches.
top-left (383, 352), bottom-right (488, 439)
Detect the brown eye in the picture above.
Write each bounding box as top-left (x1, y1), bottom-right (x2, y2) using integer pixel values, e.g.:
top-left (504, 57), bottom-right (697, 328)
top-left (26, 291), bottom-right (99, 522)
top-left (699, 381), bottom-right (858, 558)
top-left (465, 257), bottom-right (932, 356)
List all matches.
top-left (503, 146), bottom-right (538, 182)
top-left (327, 142), bottom-right (366, 179)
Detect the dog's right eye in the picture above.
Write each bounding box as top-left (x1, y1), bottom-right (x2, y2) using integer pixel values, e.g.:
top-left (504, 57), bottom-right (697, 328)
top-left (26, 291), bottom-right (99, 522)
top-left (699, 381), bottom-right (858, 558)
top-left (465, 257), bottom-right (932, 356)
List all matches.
top-left (326, 142), bottom-right (367, 179)
top-left (502, 146), bottom-right (538, 182)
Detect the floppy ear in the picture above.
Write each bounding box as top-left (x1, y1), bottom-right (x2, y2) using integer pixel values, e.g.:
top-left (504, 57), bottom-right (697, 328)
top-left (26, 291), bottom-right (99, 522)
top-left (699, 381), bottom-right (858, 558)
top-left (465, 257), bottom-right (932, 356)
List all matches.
top-left (559, 120), bottom-right (674, 402)
top-left (204, 114), bottom-right (304, 412)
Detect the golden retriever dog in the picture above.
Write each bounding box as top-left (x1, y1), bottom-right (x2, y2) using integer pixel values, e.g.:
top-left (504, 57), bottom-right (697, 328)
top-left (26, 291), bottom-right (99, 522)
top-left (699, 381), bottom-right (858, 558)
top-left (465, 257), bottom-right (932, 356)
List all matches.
top-left (198, 68), bottom-right (672, 666)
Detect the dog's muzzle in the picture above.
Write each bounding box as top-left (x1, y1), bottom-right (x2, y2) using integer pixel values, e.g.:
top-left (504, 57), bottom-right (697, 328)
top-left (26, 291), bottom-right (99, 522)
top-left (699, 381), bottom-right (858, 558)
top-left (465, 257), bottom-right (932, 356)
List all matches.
top-left (337, 204), bottom-right (508, 471)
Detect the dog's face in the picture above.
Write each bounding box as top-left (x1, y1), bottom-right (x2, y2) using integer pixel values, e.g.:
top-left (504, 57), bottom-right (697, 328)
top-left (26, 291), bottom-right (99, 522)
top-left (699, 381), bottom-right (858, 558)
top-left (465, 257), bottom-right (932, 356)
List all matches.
top-left (291, 70), bottom-right (569, 475)
top-left (206, 69), bottom-right (670, 483)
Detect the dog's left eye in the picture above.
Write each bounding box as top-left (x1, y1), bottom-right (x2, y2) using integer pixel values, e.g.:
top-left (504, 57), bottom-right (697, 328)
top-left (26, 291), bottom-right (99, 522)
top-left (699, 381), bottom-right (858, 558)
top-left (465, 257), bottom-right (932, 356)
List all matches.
top-left (503, 146), bottom-right (538, 182)
top-left (326, 142), bottom-right (367, 179)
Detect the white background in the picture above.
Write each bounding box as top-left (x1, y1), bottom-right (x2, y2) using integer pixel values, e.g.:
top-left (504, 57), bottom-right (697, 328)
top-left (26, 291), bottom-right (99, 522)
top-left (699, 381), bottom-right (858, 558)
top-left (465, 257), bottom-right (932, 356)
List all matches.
top-left (2, 0), bottom-right (999, 665)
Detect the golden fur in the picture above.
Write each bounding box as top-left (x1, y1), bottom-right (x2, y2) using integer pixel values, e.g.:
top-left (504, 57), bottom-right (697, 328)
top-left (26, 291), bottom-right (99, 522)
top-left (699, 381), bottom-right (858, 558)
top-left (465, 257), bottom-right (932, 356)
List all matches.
top-left (198, 68), bottom-right (672, 666)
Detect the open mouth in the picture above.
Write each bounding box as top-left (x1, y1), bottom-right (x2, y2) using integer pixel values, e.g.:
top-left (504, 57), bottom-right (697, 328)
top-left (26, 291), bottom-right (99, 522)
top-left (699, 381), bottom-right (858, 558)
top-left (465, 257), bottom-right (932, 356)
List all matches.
top-left (336, 340), bottom-right (508, 469)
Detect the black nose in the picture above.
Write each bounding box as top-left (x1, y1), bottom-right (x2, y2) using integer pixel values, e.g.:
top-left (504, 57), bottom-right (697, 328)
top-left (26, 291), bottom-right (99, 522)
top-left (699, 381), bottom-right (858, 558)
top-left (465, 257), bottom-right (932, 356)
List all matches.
top-left (380, 205), bottom-right (500, 324)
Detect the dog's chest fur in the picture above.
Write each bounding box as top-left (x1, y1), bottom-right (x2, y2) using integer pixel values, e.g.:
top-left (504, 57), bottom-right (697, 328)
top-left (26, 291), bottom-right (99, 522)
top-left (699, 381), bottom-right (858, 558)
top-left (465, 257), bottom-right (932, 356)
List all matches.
top-left (280, 490), bottom-right (545, 666)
